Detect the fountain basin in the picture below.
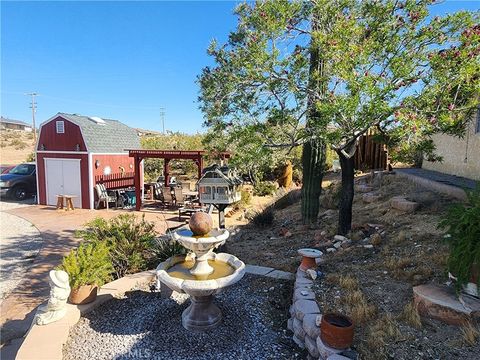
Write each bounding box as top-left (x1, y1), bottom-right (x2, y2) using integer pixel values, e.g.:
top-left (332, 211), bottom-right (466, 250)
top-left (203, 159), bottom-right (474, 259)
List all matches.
top-left (172, 226), bottom-right (230, 277)
top-left (157, 252), bottom-right (245, 331)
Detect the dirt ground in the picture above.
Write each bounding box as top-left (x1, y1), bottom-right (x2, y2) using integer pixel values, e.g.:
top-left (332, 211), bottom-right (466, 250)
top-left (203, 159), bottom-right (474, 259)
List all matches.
top-left (0, 130), bottom-right (35, 164)
top-left (225, 172), bottom-right (480, 359)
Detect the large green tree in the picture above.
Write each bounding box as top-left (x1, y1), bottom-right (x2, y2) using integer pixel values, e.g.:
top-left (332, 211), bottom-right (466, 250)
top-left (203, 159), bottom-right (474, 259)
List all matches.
top-left (199, 0), bottom-right (479, 232)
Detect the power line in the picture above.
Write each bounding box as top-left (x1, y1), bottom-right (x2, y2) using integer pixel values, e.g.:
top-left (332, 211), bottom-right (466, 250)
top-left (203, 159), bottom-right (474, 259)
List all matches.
top-left (25, 92), bottom-right (38, 142)
top-left (160, 107), bottom-right (166, 134)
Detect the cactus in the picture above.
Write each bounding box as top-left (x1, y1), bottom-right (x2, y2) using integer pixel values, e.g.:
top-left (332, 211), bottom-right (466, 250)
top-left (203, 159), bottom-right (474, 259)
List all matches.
top-left (301, 138), bottom-right (326, 224)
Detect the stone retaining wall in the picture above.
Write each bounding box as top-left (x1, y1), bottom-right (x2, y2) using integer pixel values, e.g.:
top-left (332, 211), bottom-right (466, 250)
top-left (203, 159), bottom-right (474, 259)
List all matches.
top-left (287, 267), bottom-right (352, 360)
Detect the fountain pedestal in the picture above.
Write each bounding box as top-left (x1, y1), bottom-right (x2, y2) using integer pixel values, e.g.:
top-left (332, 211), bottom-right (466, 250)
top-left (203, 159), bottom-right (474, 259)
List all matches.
top-left (182, 295), bottom-right (222, 331)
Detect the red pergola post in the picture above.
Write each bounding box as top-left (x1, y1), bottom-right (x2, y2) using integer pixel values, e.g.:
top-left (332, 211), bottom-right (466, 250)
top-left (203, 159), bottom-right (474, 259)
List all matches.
top-left (134, 155), bottom-right (142, 211)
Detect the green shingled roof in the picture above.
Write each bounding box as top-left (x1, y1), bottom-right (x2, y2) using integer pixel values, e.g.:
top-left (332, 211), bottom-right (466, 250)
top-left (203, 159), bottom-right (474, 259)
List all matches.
top-left (56, 113), bottom-right (140, 153)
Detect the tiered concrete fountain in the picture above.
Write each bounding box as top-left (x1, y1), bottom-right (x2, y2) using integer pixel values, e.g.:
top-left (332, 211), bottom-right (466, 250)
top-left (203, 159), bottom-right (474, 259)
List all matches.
top-left (156, 213), bottom-right (245, 331)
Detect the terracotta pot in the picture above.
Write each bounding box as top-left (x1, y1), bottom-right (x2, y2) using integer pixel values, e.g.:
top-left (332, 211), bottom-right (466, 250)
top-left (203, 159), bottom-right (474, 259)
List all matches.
top-left (320, 313), bottom-right (354, 350)
top-left (69, 284), bottom-right (98, 305)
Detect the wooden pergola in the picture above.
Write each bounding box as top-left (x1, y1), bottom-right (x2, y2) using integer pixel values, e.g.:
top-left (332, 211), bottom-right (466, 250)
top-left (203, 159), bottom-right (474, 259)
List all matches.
top-left (128, 149), bottom-right (230, 211)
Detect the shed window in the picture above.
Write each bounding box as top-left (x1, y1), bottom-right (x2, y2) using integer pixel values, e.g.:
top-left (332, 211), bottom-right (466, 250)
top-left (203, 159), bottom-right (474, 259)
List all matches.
top-left (56, 121), bottom-right (65, 134)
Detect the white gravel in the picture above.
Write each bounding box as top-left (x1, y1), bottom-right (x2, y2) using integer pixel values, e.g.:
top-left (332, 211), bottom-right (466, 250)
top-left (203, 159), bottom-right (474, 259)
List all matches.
top-left (0, 200), bottom-right (43, 301)
top-left (64, 274), bottom-right (301, 360)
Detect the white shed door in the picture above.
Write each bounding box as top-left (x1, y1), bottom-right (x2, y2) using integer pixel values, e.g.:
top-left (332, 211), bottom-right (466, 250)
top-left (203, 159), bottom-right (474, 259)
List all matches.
top-left (45, 159), bottom-right (82, 208)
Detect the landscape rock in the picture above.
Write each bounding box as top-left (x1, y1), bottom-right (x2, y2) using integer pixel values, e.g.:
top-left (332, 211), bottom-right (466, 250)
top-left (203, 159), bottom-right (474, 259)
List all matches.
top-left (316, 314), bottom-right (322, 327)
top-left (280, 227), bottom-right (293, 237)
top-left (390, 197), bottom-right (419, 213)
top-left (293, 300), bottom-right (321, 320)
top-left (305, 334), bottom-right (320, 358)
top-left (293, 317), bottom-right (306, 339)
top-left (306, 269), bottom-right (318, 280)
top-left (363, 244), bottom-right (374, 249)
top-left (362, 192), bottom-right (381, 203)
top-left (333, 242), bottom-right (342, 249)
top-left (287, 317), bottom-right (293, 332)
top-left (293, 334), bottom-right (305, 349)
top-left (334, 235), bottom-right (348, 242)
top-left (293, 288), bottom-right (316, 302)
top-left (327, 354), bottom-right (352, 360)
top-left (370, 233), bottom-right (382, 246)
top-left (326, 248), bottom-right (336, 253)
top-left (356, 184), bottom-right (373, 193)
top-left (317, 336), bottom-right (343, 360)
top-left (302, 314), bottom-right (321, 338)
top-left (413, 284), bottom-right (480, 325)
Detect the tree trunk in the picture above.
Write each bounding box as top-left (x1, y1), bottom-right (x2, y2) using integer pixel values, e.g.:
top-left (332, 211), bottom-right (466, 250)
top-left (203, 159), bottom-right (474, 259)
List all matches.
top-left (337, 150), bottom-right (355, 235)
top-left (301, 139), bottom-right (326, 224)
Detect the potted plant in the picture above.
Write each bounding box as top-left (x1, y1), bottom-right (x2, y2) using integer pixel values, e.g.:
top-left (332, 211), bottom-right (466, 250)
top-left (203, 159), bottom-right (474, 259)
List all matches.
top-left (59, 241), bottom-right (113, 304)
top-left (320, 313), bottom-right (354, 349)
top-left (439, 185), bottom-right (480, 296)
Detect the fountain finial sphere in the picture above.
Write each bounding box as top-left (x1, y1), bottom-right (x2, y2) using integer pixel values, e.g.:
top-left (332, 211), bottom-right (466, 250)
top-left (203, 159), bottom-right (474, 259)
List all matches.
top-left (189, 212), bottom-right (213, 236)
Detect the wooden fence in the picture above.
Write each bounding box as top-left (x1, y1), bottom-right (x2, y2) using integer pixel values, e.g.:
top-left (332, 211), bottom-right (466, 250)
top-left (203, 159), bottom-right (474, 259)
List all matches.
top-left (94, 172), bottom-right (135, 189)
top-left (354, 130), bottom-right (389, 171)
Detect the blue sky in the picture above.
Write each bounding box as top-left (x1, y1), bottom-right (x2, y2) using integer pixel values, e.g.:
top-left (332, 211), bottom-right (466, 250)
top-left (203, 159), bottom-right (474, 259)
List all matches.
top-left (1, 1), bottom-right (478, 134)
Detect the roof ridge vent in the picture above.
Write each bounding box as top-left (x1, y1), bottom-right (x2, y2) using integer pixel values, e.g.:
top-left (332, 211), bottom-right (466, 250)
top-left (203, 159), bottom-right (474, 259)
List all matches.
top-left (89, 116), bottom-right (106, 125)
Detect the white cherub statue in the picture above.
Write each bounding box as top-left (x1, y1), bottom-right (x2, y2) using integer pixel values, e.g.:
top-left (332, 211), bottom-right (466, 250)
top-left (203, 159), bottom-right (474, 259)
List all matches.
top-left (36, 270), bottom-right (71, 325)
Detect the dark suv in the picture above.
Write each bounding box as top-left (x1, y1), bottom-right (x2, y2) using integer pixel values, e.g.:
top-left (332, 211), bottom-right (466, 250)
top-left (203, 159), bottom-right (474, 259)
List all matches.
top-left (0, 162), bottom-right (37, 200)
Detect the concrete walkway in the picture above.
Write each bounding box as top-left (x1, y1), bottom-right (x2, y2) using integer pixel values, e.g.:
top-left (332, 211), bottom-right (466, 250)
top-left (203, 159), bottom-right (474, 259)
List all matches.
top-left (0, 204), bottom-right (183, 358)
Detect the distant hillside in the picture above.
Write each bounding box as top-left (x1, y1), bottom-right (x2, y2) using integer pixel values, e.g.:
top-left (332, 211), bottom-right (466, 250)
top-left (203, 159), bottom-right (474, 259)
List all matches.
top-left (0, 130), bottom-right (35, 164)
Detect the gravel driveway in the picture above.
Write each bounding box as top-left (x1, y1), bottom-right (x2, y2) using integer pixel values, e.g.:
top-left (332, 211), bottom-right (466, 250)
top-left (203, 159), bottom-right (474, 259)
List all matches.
top-left (0, 199), bottom-right (43, 301)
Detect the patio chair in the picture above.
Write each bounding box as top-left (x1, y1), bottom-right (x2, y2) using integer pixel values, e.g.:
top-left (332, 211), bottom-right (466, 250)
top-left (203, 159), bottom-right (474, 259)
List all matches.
top-left (153, 182), bottom-right (163, 201)
top-left (173, 187), bottom-right (185, 206)
top-left (95, 183), bottom-right (117, 210)
top-left (161, 187), bottom-right (174, 209)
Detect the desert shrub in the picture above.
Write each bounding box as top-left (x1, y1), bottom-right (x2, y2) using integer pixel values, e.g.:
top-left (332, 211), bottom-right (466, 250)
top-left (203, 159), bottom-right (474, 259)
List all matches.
top-left (25, 152), bottom-right (35, 162)
top-left (149, 234), bottom-right (186, 264)
top-left (438, 184), bottom-right (480, 292)
top-left (253, 181), bottom-right (277, 196)
top-left (252, 206), bottom-right (275, 227)
top-left (76, 214), bottom-right (157, 278)
top-left (10, 139), bottom-right (28, 150)
top-left (59, 241), bottom-right (113, 289)
top-left (233, 189), bottom-right (252, 210)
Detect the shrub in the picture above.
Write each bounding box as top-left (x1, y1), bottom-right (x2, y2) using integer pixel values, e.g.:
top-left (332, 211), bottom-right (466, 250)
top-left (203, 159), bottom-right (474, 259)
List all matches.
top-left (233, 189), bottom-right (252, 210)
top-left (59, 241), bottom-right (113, 289)
top-left (25, 152), bottom-right (35, 162)
top-left (76, 214), bottom-right (157, 278)
top-left (438, 184), bottom-right (480, 292)
top-left (150, 234), bottom-right (186, 264)
top-left (253, 181), bottom-right (277, 196)
top-left (252, 206), bottom-right (275, 227)
top-left (9, 139), bottom-right (28, 150)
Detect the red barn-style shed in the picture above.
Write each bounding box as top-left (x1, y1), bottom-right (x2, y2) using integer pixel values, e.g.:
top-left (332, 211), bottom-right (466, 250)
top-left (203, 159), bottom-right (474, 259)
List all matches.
top-left (36, 113), bottom-right (141, 209)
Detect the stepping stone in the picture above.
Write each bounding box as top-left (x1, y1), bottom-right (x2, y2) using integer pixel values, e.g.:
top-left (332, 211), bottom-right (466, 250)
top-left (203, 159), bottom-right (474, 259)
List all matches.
top-left (293, 334), bottom-right (305, 349)
top-left (245, 264), bottom-right (274, 276)
top-left (413, 284), bottom-right (480, 325)
top-left (267, 270), bottom-right (294, 280)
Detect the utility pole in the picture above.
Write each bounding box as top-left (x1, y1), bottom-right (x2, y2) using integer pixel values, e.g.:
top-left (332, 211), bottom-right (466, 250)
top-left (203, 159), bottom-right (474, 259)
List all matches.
top-left (25, 92), bottom-right (38, 142)
top-left (159, 107), bottom-right (165, 134)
